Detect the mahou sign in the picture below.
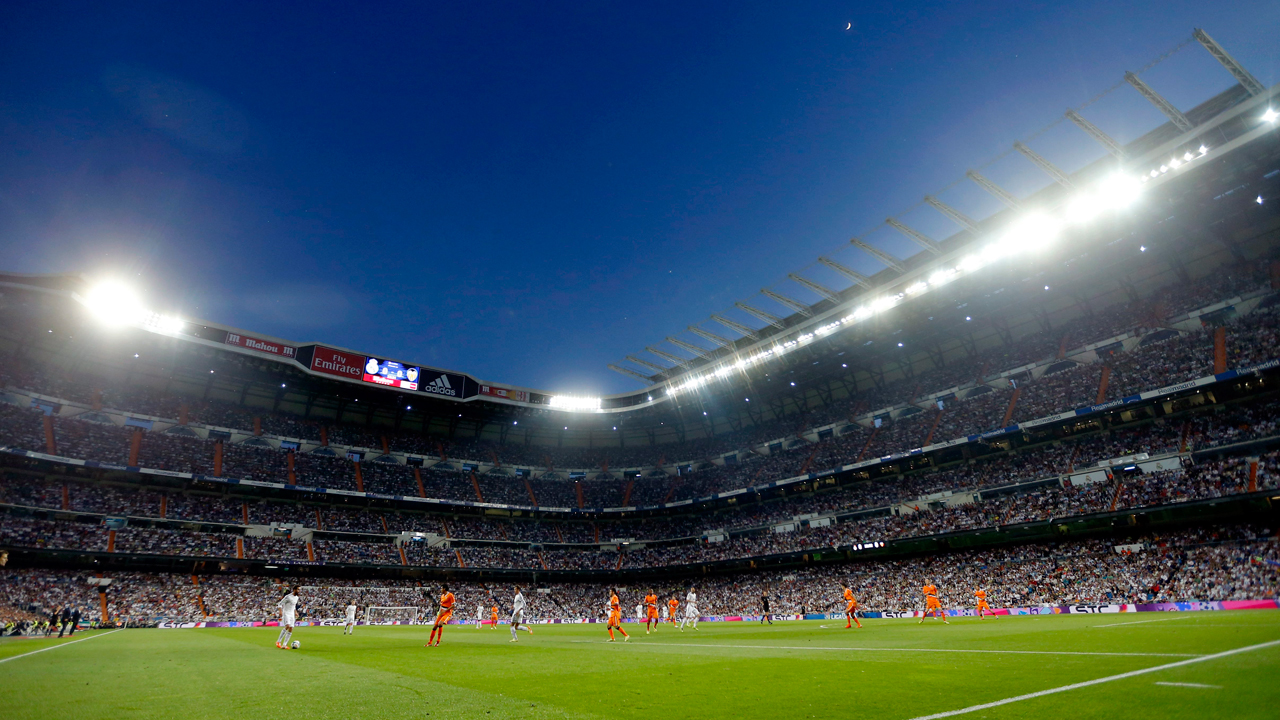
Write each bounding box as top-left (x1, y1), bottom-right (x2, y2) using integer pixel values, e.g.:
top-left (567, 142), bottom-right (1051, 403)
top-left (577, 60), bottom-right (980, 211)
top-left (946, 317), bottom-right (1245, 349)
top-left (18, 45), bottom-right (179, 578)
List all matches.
top-left (225, 332), bottom-right (296, 358)
top-left (311, 346), bottom-right (364, 380)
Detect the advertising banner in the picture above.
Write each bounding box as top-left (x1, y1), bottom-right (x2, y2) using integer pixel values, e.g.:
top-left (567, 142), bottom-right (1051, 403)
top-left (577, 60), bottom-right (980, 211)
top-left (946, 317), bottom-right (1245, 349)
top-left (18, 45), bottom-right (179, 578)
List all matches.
top-left (311, 346), bottom-right (364, 380)
top-left (225, 332), bottom-right (297, 358)
top-left (418, 370), bottom-right (466, 398)
top-left (479, 384), bottom-right (530, 403)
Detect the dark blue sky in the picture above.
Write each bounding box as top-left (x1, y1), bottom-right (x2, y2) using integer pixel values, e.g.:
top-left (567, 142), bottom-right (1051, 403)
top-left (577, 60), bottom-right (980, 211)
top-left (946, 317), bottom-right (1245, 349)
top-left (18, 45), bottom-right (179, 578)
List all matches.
top-left (2, 2), bottom-right (1276, 394)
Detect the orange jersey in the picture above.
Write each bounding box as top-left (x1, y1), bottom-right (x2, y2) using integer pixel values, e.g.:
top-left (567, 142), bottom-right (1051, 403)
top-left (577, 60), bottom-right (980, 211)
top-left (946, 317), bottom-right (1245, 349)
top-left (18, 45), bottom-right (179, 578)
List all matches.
top-left (922, 585), bottom-right (938, 598)
top-left (610, 594), bottom-right (620, 611)
top-left (668, 599), bottom-right (679, 612)
top-left (843, 588), bottom-right (855, 603)
top-left (644, 594), bottom-right (657, 610)
top-left (974, 590), bottom-right (986, 600)
top-left (490, 606), bottom-right (498, 617)
top-left (440, 592), bottom-right (456, 609)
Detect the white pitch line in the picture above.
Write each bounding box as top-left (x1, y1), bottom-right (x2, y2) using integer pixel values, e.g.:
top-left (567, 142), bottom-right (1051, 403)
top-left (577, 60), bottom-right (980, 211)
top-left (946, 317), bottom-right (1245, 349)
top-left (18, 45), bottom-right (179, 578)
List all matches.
top-left (904, 638), bottom-right (1280, 720)
top-left (567, 640), bottom-right (1200, 658)
top-left (0, 629), bottom-right (121, 666)
top-left (1094, 616), bottom-right (1192, 628)
top-left (1154, 681), bottom-right (1222, 689)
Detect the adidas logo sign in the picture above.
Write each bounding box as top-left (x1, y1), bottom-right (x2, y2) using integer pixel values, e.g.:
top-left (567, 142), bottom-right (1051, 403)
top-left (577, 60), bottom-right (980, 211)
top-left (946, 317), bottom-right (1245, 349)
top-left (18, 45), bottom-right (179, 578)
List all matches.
top-left (424, 374), bottom-right (458, 396)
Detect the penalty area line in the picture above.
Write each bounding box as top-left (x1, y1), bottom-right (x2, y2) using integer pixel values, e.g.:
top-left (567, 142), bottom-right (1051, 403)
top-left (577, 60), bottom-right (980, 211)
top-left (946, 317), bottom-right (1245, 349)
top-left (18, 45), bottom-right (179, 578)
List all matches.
top-left (904, 638), bottom-right (1280, 720)
top-left (1094, 616), bottom-right (1192, 628)
top-left (566, 640), bottom-right (1200, 657)
top-left (0, 629), bottom-right (121, 666)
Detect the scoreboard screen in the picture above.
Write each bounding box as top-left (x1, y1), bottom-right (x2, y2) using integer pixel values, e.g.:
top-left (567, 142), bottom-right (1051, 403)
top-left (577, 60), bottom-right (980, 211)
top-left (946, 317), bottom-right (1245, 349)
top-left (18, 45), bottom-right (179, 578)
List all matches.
top-left (362, 357), bottom-right (420, 390)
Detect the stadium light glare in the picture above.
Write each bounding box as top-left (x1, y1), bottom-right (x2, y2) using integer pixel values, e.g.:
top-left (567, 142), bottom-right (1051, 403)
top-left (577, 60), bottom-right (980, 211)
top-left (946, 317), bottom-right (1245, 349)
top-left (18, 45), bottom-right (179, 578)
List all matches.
top-left (1096, 173), bottom-right (1142, 210)
top-left (548, 395), bottom-right (601, 411)
top-left (1063, 192), bottom-right (1103, 224)
top-left (83, 281), bottom-right (146, 327)
top-left (905, 281), bottom-right (928, 295)
top-left (1263, 108), bottom-right (1278, 123)
top-left (1002, 212), bottom-right (1063, 253)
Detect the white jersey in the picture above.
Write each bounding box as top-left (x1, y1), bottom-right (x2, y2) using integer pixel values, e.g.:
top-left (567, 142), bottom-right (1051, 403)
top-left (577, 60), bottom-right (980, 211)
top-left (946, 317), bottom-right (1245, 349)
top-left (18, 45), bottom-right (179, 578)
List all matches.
top-left (513, 592), bottom-right (526, 613)
top-left (636, 604), bottom-right (644, 620)
top-left (277, 593), bottom-right (298, 623)
top-left (685, 591), bottom-right (698, 617)
top-left (345, 604), bottom-right (357, 621)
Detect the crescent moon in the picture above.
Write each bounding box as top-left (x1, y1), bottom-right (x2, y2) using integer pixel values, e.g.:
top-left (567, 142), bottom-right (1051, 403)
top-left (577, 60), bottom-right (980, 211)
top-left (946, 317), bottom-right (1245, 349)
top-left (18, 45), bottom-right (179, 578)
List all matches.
top-left (846, 22), bottom-right (852, 30)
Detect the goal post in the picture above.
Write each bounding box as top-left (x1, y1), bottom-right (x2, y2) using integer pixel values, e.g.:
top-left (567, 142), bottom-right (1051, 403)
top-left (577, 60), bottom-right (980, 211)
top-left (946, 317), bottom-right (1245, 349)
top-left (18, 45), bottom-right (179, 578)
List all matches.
top-left (364, 606), bottom-right (421, 625)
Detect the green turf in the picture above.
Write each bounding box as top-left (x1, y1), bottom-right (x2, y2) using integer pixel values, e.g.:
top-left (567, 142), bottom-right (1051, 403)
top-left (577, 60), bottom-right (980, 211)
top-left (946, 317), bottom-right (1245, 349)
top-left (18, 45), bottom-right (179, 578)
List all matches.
top-left (3, 612), bottom-right (1279, 719)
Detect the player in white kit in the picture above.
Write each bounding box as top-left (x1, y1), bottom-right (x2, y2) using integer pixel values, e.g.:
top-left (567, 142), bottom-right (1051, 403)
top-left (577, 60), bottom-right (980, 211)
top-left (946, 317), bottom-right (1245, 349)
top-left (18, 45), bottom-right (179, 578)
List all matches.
top-left (475, 602), bottom-right (485, 629)
top-left (275, 585), bottom-right (300, 649)
top-left (343, 602), bottom-right (358, 635)
top-left (508, 586), bottom-right (534, 642)
top-left (679, 586), bottom-right (699, 631)
top-left (635, 603), bottom-right (645, 623)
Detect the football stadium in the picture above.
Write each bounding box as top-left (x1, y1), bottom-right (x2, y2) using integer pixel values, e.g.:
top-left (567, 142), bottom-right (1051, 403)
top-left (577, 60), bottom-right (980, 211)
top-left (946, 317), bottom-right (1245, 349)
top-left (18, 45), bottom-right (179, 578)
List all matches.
top-left (2, 9), bottom-right (1280, 720)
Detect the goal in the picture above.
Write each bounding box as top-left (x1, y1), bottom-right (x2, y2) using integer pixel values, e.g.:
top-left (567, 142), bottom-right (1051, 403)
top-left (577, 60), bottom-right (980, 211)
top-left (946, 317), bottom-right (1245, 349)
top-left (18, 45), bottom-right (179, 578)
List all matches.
top-left (364, 606), bottom-right (421, 625)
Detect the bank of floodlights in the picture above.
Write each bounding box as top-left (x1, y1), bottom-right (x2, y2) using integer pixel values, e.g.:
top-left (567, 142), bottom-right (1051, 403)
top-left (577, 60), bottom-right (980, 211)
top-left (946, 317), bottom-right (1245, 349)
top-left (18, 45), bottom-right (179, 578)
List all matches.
top-left (80, 281), bottom-right (184, 334)
top-left (665, 170), bottom-right (1148, 399)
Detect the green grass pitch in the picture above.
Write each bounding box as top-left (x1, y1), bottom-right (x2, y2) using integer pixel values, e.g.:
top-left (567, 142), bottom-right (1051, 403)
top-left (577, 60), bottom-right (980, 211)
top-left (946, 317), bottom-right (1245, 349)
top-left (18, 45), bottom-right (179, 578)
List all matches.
top-left (4, 612), bottom-right (1279, 719)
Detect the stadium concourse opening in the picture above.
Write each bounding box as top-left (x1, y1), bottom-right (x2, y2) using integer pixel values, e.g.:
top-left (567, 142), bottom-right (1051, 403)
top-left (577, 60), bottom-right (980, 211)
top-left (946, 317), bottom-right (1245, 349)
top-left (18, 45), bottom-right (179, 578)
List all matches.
top-left (3, 15), bottom-right (1280, 720)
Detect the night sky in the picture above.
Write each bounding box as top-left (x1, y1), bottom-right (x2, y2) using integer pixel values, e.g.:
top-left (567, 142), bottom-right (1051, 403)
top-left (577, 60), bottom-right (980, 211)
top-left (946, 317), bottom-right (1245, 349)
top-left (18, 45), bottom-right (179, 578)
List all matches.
top-left (2, 1), bottom-right (1276, 394)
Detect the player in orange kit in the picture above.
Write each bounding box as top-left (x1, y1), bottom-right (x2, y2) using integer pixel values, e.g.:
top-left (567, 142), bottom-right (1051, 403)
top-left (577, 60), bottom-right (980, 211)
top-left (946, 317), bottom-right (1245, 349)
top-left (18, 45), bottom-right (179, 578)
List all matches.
top-left (426, 584), bottom-right (456, 646)
top-left (490, 605), bottom-right (499, 629)
top-left (607, 589), bottom-right (630, 642)
top-left (644, 589), bottom-right (659, 634)
top-left (919, 582), bottom-right (948, 624)
top-left (667, 596), bottom-right (680, 626)
top-left (975, 588), bottom-right (994, 619)
top-left (841, 584), bottom-right (863, 629)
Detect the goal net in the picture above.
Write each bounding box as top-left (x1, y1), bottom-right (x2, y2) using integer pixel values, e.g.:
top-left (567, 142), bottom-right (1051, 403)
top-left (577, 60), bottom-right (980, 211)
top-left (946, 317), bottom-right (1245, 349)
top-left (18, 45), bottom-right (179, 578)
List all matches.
top-left (364, 606), bottom-right (421, 625)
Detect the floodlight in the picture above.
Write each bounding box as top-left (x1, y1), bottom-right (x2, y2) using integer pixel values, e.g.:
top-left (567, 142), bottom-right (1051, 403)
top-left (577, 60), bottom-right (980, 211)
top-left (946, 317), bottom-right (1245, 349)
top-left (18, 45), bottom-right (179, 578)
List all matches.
top-left (1263, 108), bottom-right (1278, 123)
top-left (83, 281), bottom-right (146, 327)
top-left (548, 395), bottom-right (601, 411)
top-left (1063, 192), bottom-right (1103, 224)
top-left (905, 282), bottom-right (928, 295)
top-left (1000, 213), bottom-right (1062, 254)
top-left (158, 315), bottom-right (185, 333)
top-left (1095, 173), bottom-right (1142, 210)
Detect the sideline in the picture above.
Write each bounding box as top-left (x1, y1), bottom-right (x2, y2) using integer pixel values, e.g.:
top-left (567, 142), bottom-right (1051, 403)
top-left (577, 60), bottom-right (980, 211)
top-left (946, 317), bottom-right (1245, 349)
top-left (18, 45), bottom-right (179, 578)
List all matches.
top-left (569, 640), bottom-right (1201, 658)
top-left (1094, 616), bottom-right (1192, 628)
top-left (904, 638), bottom-right (1280, 720)
top-left (0, 630), bottom-right (122, 666)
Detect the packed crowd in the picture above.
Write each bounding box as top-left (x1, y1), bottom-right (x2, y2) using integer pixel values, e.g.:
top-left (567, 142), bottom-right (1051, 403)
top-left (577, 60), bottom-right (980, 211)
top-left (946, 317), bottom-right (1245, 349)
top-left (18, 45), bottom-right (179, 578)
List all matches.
top-left (1, 267), bottom-right (1272, 491)
top-left (2, 524), bottom-right (1273, 623)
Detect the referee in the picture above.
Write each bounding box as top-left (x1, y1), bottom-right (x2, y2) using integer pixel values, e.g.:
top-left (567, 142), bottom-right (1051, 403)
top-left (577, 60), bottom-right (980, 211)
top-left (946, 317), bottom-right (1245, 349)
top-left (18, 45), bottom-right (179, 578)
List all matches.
top-left (760, 593), bottom-right (772, 625)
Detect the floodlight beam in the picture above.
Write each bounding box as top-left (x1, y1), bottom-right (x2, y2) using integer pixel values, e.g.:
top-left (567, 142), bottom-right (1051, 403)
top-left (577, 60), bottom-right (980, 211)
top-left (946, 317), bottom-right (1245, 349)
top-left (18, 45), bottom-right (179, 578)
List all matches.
top-left (689, 325), bottom-right (737, 346)
top-left (849, 237), bottom-right (905, 271)
top-left (786, 273), bottom-right (842, 302)
top-left (1193, 29), bottom-right (1265, 96)
top-left (1124, 72), bottom-right (1193, 132)
top-left (710, 314), bottom-right (759, 339)
top-left (646, 345), bottom-right (688, 366)
top-left (1065, 110), bottom-right (1126, 159)
top-left (760, 288), bottom-right (814, 317)
top-left (734, 301), bottom-right (786, 328)
top-left (1012, 141), bottom-right (1075, 188)
top-left (665, 336), bottom-right (714, 358)
top-left (625, 354), bottom-right (669, 372)
top-left (609, 364), bottom-right (654, 383)
top-left (817, 257), bottom-right (872, 287)
top-left (884, 218), bottom-right (943, 254)
top-left (965, 170), bottom-right (1021, 209)
top-left (922, 196), bottom-right (980, 232)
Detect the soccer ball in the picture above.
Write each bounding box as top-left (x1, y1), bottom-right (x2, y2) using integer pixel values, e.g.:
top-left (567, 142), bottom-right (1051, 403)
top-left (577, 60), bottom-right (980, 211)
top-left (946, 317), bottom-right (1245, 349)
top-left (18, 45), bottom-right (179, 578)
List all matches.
top-left (291, 641), bottom-right (300, 649)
